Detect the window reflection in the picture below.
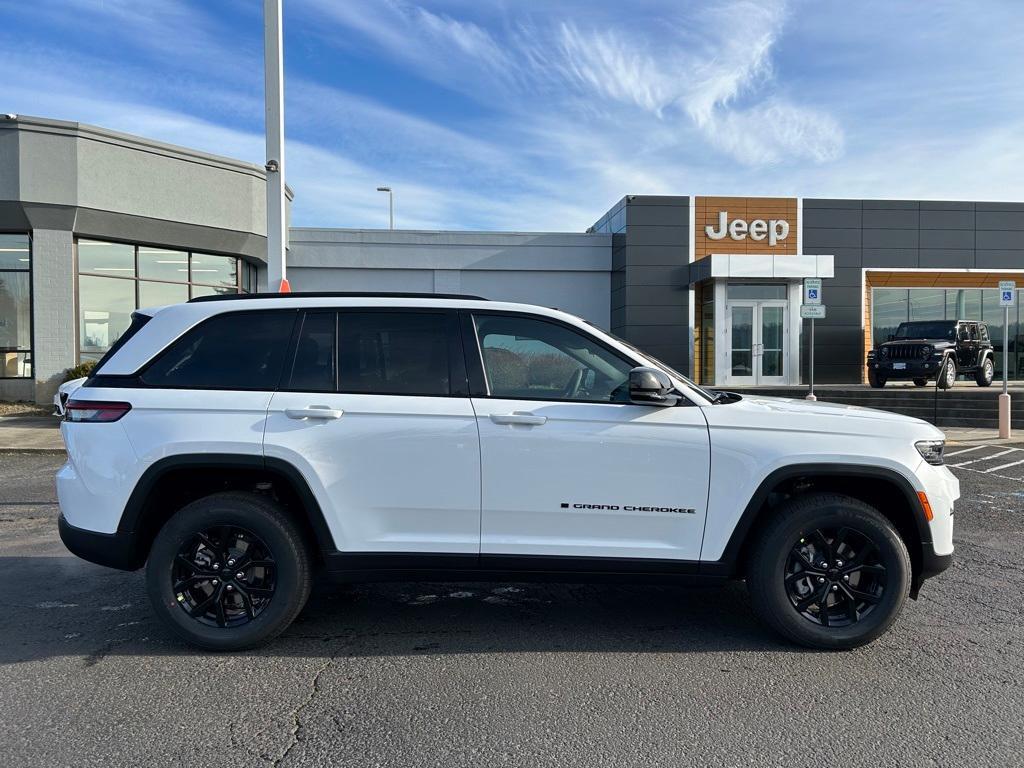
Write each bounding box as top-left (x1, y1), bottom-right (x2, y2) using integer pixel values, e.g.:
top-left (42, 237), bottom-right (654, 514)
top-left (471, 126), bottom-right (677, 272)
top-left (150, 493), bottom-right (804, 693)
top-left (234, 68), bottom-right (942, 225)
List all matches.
top-left (873, 287), bottom-right (1022, 380)
top-left (0, 233), bottom-right (32, 378)
top-left (76, 239), bottom-right (250, 359)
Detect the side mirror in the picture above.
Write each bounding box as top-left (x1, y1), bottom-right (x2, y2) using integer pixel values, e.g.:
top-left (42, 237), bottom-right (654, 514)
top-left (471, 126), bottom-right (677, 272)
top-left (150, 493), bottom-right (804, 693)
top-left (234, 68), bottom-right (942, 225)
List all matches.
top-left (887, 334), bottom-right (896, 342)
top-left (628, 367), bottom-right (679, 406)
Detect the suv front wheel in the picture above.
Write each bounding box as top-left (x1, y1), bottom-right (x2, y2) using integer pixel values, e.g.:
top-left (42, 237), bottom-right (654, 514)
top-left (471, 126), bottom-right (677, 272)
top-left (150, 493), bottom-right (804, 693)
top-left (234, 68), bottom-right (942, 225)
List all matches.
top-left (936, 357), bottom-right (956, 390)
top-left (146, 491), bottom-right (312, 651)
top-left (746, 493), bottom-right (910, 649)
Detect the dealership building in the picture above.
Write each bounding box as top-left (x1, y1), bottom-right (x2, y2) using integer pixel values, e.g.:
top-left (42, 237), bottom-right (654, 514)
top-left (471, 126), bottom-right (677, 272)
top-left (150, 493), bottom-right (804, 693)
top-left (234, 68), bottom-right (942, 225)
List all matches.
top-left (4, 114), bottom-right (1024, 403)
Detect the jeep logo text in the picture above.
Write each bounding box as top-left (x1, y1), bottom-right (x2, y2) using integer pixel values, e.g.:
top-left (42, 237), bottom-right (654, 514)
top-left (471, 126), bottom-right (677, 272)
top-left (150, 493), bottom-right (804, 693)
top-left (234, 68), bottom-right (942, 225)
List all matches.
top-left (705, 210), bottom-right (789, 246)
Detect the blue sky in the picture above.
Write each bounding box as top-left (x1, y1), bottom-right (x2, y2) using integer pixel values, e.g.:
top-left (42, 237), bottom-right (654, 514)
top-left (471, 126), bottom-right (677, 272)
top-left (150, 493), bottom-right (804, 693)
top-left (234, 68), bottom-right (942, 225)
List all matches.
top-left (2, 0), bottom-right (1024, 231)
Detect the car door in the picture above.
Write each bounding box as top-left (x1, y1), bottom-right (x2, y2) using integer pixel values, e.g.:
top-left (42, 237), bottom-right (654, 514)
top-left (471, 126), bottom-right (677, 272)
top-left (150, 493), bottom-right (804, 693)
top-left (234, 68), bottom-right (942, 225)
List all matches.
top-left (467, 311), bottom-right (711, 563)
top-left (264, 309), bottom-right (481, 555)
top-left (958, 323), bottom-right (978, 368)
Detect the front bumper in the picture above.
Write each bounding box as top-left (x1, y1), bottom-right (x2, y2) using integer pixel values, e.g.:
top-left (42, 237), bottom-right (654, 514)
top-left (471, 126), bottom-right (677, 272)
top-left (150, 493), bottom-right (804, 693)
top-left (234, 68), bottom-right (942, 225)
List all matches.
top-left (867, 358), bottom-right (942, 379)
top-left (58, 514), bottom-right (144, 571)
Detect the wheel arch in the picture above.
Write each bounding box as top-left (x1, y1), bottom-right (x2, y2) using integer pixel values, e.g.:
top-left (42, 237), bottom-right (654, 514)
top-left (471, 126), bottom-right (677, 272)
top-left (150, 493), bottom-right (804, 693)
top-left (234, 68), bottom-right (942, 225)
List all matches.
top-left (117, 454), bottom-right (335, 568)
top-left (705, 464), bottom-right (932, 596)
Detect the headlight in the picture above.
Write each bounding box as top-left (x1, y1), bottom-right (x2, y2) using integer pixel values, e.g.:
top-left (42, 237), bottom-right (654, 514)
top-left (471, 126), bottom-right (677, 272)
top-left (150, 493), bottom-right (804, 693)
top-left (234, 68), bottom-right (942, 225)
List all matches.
top-left (880, 347), bottom-right (889, 358)
top-left (915, 440), bottom-right (945, 466)
top-left (920, 345), bottom-right (932, 359)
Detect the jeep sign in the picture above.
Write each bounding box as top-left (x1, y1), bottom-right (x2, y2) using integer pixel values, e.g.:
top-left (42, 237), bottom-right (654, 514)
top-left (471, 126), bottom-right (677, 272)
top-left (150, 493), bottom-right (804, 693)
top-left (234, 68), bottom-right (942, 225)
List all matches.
top-left (705, 211), bottom-right (790, 246)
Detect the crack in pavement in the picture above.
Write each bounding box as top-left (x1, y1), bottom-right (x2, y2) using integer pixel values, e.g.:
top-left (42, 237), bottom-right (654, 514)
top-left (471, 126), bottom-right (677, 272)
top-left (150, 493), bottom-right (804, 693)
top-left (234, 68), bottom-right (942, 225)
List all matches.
top-left (273, 654), bottom-right (337, 767)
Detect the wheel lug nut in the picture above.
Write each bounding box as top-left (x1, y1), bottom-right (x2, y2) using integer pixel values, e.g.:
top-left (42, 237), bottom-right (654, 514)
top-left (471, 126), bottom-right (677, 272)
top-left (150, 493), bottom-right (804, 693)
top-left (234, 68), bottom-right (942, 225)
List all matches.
top-left (226, 584), bottom-right (234, 591)
top-left (228, 559), bottom-right (236, 566)
top-left (836, 559), bottom-right (844, 567)
top-left (843, 574), bottom-right (850, 581)
top-left (211, 579), bottom-right (219, 585)
top-left (819, 562), bottom-right (828, 569)
top-left (213, 564), bottom-right (220, 570)
top-left (236, 572), bottom-right (245, 580)
top-left (817, 577), bottom-right (826, 584)
top-left (831, 585), bottom-right (838, 591)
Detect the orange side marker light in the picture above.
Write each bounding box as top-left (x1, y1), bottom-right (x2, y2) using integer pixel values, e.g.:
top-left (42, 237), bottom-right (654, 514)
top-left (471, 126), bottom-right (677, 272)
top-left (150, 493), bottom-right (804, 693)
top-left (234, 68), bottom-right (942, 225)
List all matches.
top-left (917, 491), bottom-right (934, 521)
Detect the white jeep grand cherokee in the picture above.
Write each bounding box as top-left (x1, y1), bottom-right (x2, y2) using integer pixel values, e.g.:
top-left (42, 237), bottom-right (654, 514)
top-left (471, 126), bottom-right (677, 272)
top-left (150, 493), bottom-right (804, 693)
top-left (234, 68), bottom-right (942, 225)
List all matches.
top-left (57, 293), bottom-right (957, 651)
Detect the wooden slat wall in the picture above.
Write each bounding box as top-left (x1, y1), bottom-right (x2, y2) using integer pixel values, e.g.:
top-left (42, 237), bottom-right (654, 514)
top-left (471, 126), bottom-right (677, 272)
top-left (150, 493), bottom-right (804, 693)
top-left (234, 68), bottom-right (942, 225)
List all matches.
top-left (694, 196), bottom-right (798, 260)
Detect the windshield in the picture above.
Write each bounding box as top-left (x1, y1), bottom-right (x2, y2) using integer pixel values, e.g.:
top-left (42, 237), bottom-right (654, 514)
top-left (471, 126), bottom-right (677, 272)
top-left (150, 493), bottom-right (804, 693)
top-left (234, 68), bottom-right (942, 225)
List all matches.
top-left (894, 321), bottom-right (956, 340)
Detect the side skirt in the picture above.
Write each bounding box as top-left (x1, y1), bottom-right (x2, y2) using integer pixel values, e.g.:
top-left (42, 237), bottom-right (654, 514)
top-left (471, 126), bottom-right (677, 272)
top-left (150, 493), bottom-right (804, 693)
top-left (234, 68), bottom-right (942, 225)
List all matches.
top-left (322, 552), bottom-right (725, 586)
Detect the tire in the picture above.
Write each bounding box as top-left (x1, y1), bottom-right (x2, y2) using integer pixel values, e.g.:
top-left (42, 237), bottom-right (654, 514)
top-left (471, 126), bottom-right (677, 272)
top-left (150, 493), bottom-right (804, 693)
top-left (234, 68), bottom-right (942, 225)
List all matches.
top-left (146, 492), bottom-right (312, 651)
top-left (936, 357), bottom-right (956, 390)
top-left (867, 370), bottom-right (886, 388)
top-left (912, 378), bottom-right (927, 387)
top-left (746, 492), bottom-right (911, 650)
top-left (975, 357), bottom-right (994, 387)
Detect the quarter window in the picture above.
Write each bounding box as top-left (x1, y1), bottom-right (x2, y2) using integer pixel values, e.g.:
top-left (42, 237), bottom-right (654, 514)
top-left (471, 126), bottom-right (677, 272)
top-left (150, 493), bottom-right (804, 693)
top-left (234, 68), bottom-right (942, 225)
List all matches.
top-left (474, 314), bottom-right (633, 402)
top-left (142, 311), bottom-right (295, 390)
top-left (338, 312), bottom-right (453, 396)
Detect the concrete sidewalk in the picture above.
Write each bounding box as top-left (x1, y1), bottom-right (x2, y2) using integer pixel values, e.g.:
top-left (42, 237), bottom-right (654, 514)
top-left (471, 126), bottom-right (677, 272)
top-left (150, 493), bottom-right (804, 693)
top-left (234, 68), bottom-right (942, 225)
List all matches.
top-left (0, 416), bottom-right (65, 453)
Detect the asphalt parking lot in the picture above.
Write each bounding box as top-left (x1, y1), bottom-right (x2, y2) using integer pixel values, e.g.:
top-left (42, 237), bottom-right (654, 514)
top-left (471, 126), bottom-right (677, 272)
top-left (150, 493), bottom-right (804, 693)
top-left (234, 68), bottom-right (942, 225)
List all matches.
top-left (1, 452), bottom-right (1022, 767)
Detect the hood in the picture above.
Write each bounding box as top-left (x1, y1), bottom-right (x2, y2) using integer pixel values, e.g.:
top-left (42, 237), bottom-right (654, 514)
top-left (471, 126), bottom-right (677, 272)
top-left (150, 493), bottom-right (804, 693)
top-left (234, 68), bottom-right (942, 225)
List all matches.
top-left (878, 337), bottom-right (952, 347)
top-left (703, 393), bottom-right (945, 441)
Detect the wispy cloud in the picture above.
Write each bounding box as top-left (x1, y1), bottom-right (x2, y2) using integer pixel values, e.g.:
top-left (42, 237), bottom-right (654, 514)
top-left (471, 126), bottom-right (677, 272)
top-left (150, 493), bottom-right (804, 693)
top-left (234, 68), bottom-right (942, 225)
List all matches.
top-left (1, 0), bottom-right (1022, 230)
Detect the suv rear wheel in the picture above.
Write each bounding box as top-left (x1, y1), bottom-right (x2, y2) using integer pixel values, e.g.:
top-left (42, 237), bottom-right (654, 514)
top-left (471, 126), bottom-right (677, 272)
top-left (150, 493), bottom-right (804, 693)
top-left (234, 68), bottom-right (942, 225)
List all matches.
top-left (146, 492), bottom-right (312, 651)
top-left (746, 493), bottom-right (910, 649)
top-left (975, 356), bottom-right (994, 387)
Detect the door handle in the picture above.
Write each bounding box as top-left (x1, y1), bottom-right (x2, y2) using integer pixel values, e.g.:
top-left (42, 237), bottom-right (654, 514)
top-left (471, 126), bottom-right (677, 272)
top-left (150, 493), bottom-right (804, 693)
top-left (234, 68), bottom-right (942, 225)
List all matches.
top-left (490, 412), bottom-right (547, 426)
top-left (285, 406), bottom-right (344, 420)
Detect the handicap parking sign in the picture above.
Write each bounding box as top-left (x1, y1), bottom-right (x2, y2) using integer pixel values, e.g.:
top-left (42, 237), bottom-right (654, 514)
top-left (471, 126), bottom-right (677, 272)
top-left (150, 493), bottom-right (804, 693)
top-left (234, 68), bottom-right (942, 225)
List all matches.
top-left (808, 288), bottom-right (818, 300)
top-left (999, 280), bottom-right (1016, 307)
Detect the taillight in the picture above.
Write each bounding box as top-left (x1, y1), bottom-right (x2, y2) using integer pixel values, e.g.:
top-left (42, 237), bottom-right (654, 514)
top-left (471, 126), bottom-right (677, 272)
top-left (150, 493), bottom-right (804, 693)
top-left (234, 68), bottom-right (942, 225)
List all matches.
top-left (64, 400), bottom-right (132, 423)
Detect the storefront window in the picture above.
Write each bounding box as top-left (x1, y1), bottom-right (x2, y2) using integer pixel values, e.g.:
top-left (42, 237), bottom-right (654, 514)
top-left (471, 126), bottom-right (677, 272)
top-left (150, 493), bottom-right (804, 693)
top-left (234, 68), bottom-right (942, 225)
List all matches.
top-left (0, 234), bottom-right (32, 378)
top-left (874, 286), bottom-right (1023, 380)
top-left (871, 289), bottom-right (909, 345)
top-left (191, 253), bottom-right (237, 287)
top-left (76, 239), bottom-right (251, 360)
top-left (138, 248), bottom-right (189, 282)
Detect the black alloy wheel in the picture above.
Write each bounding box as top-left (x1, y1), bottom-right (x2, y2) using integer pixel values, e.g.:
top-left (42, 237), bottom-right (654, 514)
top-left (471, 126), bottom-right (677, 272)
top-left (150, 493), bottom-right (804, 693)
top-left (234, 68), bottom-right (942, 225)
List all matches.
top-left (172, 525), bottom-right (276, 628)
top-left (746, 492), bottom-right (910, 649)
top-left (783, 527), bottom-right (886, 627)
top-left (147, 491), bottom-right (312, 651)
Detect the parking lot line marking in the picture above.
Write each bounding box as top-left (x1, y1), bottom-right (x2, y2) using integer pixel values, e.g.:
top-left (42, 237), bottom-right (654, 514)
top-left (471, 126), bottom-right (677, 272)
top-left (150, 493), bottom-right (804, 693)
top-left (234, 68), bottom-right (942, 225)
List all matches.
top-left (944, 446), bottom-right (986, 457)
top-left (950, 448), bottom-right (1018, 467)
top-left (983, 458), bottom-right (1024, 474)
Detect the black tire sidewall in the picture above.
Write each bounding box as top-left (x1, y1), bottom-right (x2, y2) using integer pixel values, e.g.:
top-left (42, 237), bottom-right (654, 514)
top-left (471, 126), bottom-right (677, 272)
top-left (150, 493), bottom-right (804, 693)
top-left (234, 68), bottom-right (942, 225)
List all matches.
top-left (146, 493), bottom-right (310, 651)
top-left (976, 358), bottom-right (994, 386)
top-left (748, 495), bottom-right (910, 650)
top-left (937, 358), bottom-right (955, 389)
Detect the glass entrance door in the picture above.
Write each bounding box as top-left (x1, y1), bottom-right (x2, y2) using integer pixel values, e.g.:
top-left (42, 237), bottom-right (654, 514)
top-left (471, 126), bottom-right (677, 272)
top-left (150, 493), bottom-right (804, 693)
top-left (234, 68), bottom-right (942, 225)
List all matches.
top-left (726, 300), bottom-right (788, 385)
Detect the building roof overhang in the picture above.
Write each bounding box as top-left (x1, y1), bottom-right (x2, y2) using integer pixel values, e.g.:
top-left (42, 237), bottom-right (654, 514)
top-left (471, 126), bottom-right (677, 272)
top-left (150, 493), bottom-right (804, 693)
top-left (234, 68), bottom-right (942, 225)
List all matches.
top-left (687, 253), bottom-right (834, 285)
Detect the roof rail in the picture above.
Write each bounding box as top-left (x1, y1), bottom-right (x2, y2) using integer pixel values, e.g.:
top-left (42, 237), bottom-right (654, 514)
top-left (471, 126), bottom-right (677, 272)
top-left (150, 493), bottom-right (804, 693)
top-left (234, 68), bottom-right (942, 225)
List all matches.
top-left (189, 291), bottom-right (489, 303)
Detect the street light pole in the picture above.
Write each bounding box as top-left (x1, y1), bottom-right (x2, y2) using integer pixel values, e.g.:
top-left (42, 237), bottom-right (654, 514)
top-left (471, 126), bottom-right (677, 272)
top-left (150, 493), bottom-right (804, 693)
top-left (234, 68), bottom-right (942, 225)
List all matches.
top-left (377, 186), bottom-right (394, 230)
top-left (264, 0), bottom-right (288, 292)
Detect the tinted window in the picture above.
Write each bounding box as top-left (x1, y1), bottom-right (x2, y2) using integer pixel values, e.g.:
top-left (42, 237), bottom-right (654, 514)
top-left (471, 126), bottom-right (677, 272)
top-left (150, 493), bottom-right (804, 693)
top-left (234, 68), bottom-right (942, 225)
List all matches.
top-left (474, 314), bottom-right (633, 402)
top-left (338, 312), bottom-right (453, 396)
top-left (289, 312), bottom-right (337, 392)
top-left (143, 311), bottom-right (295, 389)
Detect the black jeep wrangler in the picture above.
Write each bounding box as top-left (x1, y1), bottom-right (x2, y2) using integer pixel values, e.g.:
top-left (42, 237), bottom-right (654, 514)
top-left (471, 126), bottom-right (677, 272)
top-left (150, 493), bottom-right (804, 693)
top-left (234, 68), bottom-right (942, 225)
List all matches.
top-left (866, 319), bottom-right (995, 389)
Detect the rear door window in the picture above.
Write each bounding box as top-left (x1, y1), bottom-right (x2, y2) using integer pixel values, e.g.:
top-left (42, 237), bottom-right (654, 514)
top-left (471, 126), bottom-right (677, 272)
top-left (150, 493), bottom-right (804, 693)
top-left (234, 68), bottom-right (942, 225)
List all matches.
top-left (142, 310), bottom-right (296, 390)
top-left (337, 312), bottom-right (460, 396)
